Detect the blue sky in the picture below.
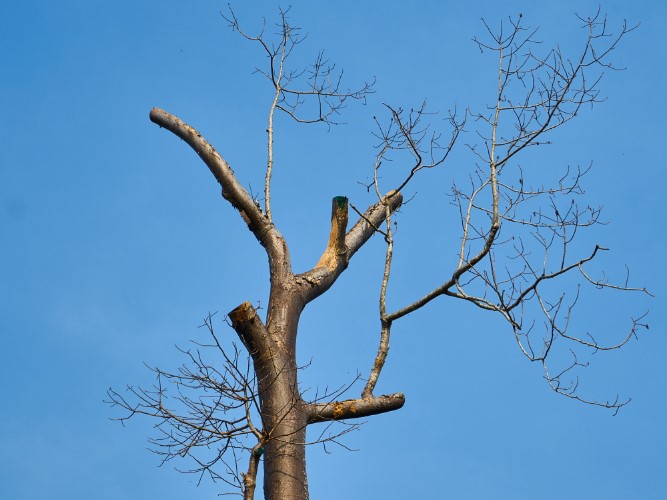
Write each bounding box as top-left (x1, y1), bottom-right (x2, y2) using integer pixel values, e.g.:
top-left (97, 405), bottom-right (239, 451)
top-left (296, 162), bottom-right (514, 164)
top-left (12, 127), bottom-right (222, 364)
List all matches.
top-left (1, 1), bottom-right (665, 499)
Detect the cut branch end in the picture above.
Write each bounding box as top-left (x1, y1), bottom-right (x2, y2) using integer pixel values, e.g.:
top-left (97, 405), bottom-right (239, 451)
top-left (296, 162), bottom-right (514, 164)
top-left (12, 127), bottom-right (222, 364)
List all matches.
top-left (315, 196), bottom-right (349, 270)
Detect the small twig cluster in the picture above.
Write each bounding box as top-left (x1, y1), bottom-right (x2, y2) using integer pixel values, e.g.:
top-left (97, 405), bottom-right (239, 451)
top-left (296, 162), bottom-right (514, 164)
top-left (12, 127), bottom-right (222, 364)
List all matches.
top-left (222, 6), bottom-right (373, 223)
top-left (106, 313), bottom-right (263, 494)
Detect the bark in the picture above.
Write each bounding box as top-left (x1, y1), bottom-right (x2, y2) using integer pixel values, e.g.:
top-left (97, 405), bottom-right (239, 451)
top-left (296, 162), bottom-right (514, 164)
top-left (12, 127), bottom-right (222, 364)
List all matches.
top-left (315, 196), bottom-right (349, 270)
top-left (230, 292), bottom-right (309, 499)
top-left (305, 393), bottom-right (405, 423)
top-left (243, 444), bottom-right (263, 500)
top-left (149, 107), bottom-right (291, 278)
top-left (261, 287), bottom-right (309, 500)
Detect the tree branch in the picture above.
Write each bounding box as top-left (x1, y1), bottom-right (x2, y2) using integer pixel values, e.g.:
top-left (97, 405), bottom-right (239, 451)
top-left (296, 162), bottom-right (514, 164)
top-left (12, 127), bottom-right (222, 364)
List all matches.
top-left (315, 196), bottom-right (349, 271)
top-left (387, 222), bottom-right (500, 322)
top-left (345, 191), bottom-right (403, 260)
top-left (228, 301), bottom-right (273, 361)
top-left (295, 191), bottom-right (403, 304)
top-left (149, 107), bottom-right (291, 277)
top-left (305, 393), bottom-right (405, 423)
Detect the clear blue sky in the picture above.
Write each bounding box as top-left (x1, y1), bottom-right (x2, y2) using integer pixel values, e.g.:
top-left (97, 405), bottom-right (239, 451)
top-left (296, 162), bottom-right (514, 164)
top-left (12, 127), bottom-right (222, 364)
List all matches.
top-left (1, 1), bottom-right (665, 499)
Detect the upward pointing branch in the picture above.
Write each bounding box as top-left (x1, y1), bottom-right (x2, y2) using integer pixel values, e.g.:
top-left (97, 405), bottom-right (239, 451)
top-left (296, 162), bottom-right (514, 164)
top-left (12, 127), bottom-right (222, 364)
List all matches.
top-left (296, 191), bottom-right (403, 304)
top-left (264, 21), bottom-right (289, 223)
top-left (315, 196), bottom-right (349, 271)
top-left (149, 107), bottom-right (263, 228)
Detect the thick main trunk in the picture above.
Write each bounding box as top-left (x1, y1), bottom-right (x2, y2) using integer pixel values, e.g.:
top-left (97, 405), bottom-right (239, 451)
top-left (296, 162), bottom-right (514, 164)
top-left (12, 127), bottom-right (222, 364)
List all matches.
top-left (260, 287), bottom-right (309, 500)
top-left (229, 297), bottom-right (309, 500)
top-left (259, 355), bottom-right (309, 500)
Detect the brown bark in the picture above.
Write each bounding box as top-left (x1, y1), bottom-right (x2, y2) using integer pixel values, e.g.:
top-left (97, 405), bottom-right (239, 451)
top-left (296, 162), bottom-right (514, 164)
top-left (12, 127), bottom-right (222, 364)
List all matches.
top-left (260, 287), bottom-right (309, 500)
top-left (227, 198), bottom-right (406, 500)
top-left (259, 356), bottom-right (308, 500)
top-left (230, 287), bottom-right (309, 499)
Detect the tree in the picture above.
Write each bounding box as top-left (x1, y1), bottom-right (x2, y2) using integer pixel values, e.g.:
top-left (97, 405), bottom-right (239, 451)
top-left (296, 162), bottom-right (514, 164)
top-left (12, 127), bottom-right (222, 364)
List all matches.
top-left (107, 8), bottom-right (650, 500)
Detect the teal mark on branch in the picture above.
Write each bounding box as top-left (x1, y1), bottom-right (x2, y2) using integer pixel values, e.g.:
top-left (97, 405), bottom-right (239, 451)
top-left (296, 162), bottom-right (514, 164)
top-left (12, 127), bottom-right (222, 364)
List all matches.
top-left (333, 196), bottom-right (348, 209)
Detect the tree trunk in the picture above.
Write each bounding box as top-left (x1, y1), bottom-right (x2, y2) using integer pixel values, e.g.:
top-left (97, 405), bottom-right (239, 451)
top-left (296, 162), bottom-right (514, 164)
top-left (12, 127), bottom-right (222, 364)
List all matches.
top-left (260, 353), bottom-right (309, 500)
top-left (260, 282), bottom-right (308, 500)
top-left (230, 289), bottom-right (309, 500)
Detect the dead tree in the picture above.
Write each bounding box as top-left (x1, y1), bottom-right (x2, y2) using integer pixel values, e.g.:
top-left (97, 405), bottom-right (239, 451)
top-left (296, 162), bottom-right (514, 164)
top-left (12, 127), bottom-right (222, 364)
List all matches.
top-left (107, 9), bottom-right (650, 500)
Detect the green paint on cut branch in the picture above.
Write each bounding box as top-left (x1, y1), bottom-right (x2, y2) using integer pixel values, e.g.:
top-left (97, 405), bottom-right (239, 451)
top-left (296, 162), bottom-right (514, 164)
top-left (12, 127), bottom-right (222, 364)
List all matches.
top-left (333, 196), bottom-right (348, 209)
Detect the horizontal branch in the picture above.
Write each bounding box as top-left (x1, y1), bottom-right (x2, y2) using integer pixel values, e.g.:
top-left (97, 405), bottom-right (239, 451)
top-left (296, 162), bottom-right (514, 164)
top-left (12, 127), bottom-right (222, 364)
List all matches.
top-left (305, 393), bottom-right (405, 423)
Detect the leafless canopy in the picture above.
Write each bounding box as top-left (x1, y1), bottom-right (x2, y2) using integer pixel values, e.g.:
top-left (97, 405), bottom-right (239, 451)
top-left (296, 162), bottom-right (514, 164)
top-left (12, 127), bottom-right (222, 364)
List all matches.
top-left (108, 8), bottom-right (649, 499)
top-left (107, 314), bottom-right (363, 495)
top-left (362, 11), bottom-right (649, 412)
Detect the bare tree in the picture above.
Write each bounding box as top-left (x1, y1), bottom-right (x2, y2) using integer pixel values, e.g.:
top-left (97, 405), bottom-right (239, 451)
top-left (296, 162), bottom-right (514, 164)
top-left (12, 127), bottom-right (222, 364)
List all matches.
top-left (107, 9), bottom-right (650, 500)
